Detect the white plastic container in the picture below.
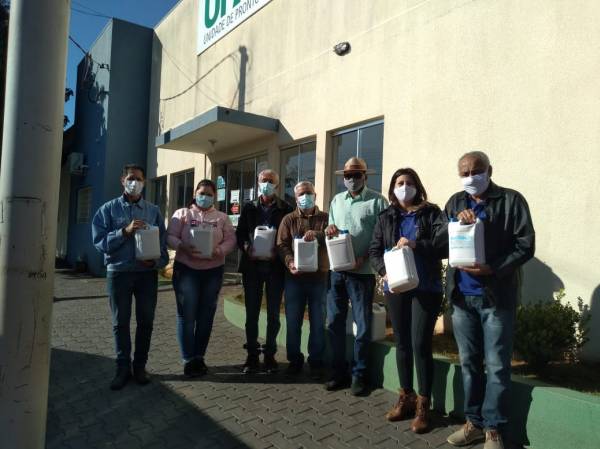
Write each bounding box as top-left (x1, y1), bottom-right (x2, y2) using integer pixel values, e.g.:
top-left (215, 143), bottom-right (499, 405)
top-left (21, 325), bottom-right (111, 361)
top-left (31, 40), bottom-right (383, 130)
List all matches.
top-left (190, 224), bottom-right (214, 259)
top-left (384, 246), bottom-right (420, 293)
top-left (326, 231), bottom-right (356, 272)
top-left (448, 219), bottom-right (485, 267)
top-left (135, 225), bottom-right (160, 260)
top-left (294, 237), bottom-right (318, 272)
top-left (346, 303), bottom-right (387, 341)
top-left (253, 226), bottom-right (276, 259)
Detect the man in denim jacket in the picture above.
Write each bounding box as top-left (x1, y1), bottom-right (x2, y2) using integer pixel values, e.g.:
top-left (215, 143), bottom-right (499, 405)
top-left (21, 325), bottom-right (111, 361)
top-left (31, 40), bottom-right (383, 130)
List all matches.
top-left (92, 164), bottom-right (168, 390)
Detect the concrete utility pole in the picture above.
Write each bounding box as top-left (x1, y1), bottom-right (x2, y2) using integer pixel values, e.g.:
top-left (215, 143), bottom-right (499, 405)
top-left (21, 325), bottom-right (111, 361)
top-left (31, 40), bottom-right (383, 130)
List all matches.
top-left (0, 1), bottom-right (70, 448)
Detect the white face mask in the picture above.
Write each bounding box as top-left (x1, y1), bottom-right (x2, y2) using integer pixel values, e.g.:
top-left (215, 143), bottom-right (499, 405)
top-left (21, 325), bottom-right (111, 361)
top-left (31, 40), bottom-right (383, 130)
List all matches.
top-left (394, 185), bottom-right (417, 203)
top-left (124, 180), bottom-right (144, 196)
top-left (461, 172), bottom-right (490, 196)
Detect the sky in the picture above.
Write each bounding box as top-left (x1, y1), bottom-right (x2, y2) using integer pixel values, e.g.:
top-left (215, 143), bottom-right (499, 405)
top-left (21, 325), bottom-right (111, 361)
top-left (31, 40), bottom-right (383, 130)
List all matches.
top-left (65, 0), bottom-right (181, 124)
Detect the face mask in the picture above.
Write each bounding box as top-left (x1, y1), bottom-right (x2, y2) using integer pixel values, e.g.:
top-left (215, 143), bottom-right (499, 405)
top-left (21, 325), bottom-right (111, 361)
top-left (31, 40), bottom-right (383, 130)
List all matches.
top-left (394, 185), bottom-right (417, 203)
top-left (344, 177), bottom-right (364, 193)
top-left (461, 172), bottom-right (490, 196)
top-left (258, 182), bottom-right (275, 196)
top-left (297, 193), bottom-right (315, 210)
top-left (195, 194), bottom-right (214, 209)
top-left (125, 180), bottom-right (144, 196)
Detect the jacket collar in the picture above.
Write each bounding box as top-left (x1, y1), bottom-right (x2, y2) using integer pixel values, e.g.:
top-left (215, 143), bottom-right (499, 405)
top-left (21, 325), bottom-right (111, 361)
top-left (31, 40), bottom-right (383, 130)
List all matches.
top-left (294, 206), bottom-right (321, 218)
top-left (119, 194), bottom-right (145, 209)
top-left (256, 195), bottom-right (286, 210)
top-left (458, 180), bottom-right (503, 202)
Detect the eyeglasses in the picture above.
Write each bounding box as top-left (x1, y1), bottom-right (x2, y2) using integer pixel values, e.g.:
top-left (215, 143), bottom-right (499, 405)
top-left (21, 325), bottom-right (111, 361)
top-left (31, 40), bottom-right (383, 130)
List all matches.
top-left (343, 172), bottom-right (364, 180)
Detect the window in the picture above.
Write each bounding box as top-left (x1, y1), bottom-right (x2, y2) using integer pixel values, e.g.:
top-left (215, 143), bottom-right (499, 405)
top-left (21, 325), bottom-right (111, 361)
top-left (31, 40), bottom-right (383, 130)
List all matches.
top-left (332, 121), bottom-right (384, 194)
top-left (76, 187), bottom-right (92, 224)
top-left (150, 176), bottom-right (167, 218)
top-left (281, 141), bottom-right (316, 206)
top-left (172, 170), bottom-right (194, 211)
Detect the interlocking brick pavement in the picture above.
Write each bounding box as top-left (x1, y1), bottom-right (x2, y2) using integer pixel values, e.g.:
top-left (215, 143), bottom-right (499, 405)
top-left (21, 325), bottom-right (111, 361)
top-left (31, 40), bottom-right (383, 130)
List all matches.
top-left (47, 270), bottom-right (492, 449)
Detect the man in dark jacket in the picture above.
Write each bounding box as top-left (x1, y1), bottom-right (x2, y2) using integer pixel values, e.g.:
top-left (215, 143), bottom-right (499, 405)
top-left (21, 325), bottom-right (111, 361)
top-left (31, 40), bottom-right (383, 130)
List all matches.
top-left (236, 169), bottom-right (293, 374)
top-left (439, 151), bottom-right (535, 449)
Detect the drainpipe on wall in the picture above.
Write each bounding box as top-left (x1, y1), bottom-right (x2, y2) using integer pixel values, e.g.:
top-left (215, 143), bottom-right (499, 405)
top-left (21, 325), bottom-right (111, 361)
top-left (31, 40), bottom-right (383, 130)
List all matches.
top-left (0, 0), bottom-right (70, 447)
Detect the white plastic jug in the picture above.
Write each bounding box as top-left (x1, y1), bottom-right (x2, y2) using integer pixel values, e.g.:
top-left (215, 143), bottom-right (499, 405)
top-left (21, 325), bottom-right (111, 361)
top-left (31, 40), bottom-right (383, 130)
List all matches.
top-left (253, 226), bottom-right (276, 259)
top-left (326, 231), bottom-right (356, 272)
top-left (190, 224), bottom-right (214, 259)
top-left (346, 302), bottom-right (387, 341)
top-left (448, 219), bottom-right (485, 267)
top-left (135, 225), bottom-right (160, 260)
top-left (384, 246), bottom-right (420, 293)
top-left (294, 237), bottom-right (318, 272)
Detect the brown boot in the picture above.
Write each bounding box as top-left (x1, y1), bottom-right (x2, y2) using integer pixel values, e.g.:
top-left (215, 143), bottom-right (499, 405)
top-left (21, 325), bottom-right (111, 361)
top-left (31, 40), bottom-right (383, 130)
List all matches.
top-left (385, 388), bottom-right (416, 421)
top-left (410, 395), bottom-right (430, 433)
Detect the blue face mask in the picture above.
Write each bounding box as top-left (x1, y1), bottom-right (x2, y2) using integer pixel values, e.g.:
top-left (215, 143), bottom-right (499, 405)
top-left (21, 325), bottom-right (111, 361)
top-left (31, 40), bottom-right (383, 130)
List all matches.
top-left (297, 193), bottom-right (315, 210)
top-left (258, 182), bottom-right (276, 196)
top-left (195, 194), bottom-right (214, 208)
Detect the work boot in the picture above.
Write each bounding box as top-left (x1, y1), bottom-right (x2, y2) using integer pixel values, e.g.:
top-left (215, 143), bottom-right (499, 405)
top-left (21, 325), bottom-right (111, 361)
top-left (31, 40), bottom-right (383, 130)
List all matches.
top-left (263, 354), bottom-right (279, 373)
top-left (484, 430), bottom-right (505, 449)
top-left (324, 375), bottom-right (351, 391)
top-left (133, 365), bottom-right (151, 386)
top-left (385, 388), bottom-right (416, 421)
top-left (410, 395), bottom-right (430, 433)
top-left (242, 354), bottom-right (260, 374)
top-left (110, 365), bottom-right (131, 391)
top-left (350, 376), bottom-right (369, 396)
top-left (446, 420), bottom-right (485, 446)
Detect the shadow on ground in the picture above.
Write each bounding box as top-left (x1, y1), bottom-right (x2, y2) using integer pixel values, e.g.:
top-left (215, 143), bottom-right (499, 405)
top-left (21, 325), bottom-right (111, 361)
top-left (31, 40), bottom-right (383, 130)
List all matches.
top-left (46, 348), bottom-right (252, 449)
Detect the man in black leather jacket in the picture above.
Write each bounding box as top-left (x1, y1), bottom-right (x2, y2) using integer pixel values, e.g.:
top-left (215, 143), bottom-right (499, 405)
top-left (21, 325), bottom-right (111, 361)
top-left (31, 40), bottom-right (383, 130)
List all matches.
top-left (439, 151), bottom-right (535, 449)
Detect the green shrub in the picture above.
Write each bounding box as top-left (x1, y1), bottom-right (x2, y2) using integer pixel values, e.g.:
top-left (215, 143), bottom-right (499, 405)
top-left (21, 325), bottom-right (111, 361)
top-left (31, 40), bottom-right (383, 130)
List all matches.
top-left (515, 290), bottom-right (590, 368)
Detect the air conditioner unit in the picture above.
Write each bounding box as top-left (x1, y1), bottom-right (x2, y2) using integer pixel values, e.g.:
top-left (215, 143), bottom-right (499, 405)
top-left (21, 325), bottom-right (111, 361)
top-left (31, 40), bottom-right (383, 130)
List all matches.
top-left (67, 152), bottom-right (86, 175)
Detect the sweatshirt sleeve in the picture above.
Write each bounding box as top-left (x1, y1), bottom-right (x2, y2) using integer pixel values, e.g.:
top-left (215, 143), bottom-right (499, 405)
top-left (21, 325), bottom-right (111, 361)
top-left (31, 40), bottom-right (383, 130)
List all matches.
top-left (167, 209), bottom-right (185, 250)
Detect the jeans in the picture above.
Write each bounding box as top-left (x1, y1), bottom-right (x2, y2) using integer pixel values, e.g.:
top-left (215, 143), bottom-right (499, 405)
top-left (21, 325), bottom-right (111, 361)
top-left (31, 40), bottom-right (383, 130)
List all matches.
top-left (451, 294), bottom-right (516, 430)
top-left (172, 261), bottom-right (224, 362)
top-left (107, 270), bottom-right (158, 368)
top-left (284, 274), bottom-right (327, 366)
top-left (242, 261), bottom-right (285, 356)
top-left (326, 271), bottom-right (376, 379)
top-left (385, 290), bottom-right (442, 398)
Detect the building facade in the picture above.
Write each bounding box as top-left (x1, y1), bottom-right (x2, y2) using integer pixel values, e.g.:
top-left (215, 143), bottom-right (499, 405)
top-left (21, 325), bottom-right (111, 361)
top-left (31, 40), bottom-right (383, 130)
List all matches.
top-left (61, 19), bottom-right (154, 275)
top-left (143, 0), bottom-right (600, 360)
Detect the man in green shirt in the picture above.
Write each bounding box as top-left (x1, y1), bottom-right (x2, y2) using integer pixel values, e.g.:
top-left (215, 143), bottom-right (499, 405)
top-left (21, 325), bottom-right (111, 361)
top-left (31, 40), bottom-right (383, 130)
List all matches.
top-left (324, 157), bottom-right (388, 395)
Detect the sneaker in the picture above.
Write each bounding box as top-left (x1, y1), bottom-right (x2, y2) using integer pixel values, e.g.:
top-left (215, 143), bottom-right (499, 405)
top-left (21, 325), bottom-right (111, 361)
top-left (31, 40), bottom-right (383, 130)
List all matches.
top-left (484, 430), bottom-right (504, 449)
top-left (242, 354), bottom-right (260, 374)
top-left (285, 361), bottom-right (304, 375)
top-left (263, 354), bottom-right (279, 373)
top-left (447, 421), bottom-right (485, 446)
top-left (350, 377), bottom-right (369, 396)
top-left (110, 366), bottom-right (131, 391)
top-left (132, 366), bottom-right (151, 385)
top-left (324, 375), bottom-right (351, 391)
top-left (385, 388), bottom-right (416, 422)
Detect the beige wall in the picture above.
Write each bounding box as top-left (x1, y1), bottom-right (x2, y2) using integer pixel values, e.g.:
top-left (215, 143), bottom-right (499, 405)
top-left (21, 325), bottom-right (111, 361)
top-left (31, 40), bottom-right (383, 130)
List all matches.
top-left (148, 0), bottom-right (600, 359)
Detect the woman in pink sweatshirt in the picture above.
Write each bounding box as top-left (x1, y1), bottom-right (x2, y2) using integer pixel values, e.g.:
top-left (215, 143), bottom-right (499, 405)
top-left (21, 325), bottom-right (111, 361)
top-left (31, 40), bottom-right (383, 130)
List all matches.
top-left (167, 179), bottom-right (236, 377)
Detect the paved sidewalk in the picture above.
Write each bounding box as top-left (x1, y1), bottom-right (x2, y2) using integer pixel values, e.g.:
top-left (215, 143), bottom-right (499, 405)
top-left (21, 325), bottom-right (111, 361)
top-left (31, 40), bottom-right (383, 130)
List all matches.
top-left (48, 271), bottom-right (487, 449)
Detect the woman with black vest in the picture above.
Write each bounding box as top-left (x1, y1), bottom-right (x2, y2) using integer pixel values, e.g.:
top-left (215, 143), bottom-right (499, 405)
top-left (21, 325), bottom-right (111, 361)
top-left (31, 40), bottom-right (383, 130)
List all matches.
top-left (369, 168), bottom-right (445, 434)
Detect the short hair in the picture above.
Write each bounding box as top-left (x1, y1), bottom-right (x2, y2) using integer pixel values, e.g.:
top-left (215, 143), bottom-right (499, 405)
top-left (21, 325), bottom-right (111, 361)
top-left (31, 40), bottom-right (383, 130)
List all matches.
top-left (258, 169), bottom-right (280, 185)
top-left (122, 164), bottom-right (145, 178)
top-left (458, 151), bottom-right (491, 169)
top-left (294, 181), bottom-right (315, 195)
top-left (387, 168), bottom-right (428, 208)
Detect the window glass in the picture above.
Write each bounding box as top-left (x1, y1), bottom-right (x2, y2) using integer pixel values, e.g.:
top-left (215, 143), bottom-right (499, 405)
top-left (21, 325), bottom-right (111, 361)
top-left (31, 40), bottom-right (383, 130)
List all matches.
top-left (332, 121), bottom-right (384, 194)
top-left (173, 170), bottom-right (194, 210)
top-left (76, 187), bottom-right (92, 224)
top-left (281, 141), bottom-right (316, 206)
top-left (151, 177), bottom-right (167, 219)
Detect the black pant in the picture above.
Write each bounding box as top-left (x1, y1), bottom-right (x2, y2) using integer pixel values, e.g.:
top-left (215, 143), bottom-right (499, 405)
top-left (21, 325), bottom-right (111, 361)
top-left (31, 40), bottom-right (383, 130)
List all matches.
top-left (385, 290), bottom-right (442, 398)
top-left (242, 261), bottom-right (285, 356)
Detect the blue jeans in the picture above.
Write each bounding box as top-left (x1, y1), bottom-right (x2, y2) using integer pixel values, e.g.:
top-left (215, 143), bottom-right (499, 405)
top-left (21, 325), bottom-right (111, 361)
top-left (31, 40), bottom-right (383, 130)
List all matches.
top-left (284, 274), bottom-right (327, 366)
top-left (107, 270), bottom-right (158, 368)
top-left (326, 271), bottom-right (376, 379)
top-left (172, 262), bottom-right (224, 362)
top-left (451, 294), bottom-right (516, 430)
top-left (242, 262), bottom-right (285, 356)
